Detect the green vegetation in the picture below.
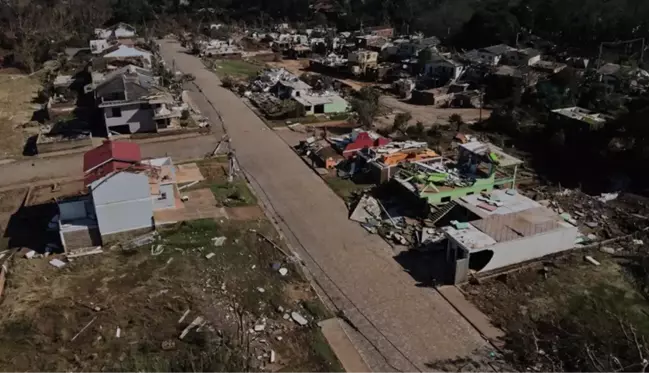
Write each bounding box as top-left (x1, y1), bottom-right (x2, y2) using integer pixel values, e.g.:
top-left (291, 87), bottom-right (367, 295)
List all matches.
top-left (209, 180), bottom-right (258, 207)
top-left (465, 252), bottom-right (649, 372)
top-left (211, 60), bottom-right (262, 79)
top-left (323, 176), bottom-right (372, 202)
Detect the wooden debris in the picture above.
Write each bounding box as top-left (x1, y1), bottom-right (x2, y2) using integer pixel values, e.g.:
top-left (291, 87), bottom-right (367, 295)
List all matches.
top-left (71, 316), bottom-right (97, 342)
top-left (179, 316), bottom-right (204, 339)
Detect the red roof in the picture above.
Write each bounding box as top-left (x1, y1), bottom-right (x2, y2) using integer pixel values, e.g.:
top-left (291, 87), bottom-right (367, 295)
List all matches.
top-left (83, 140), bottom-right (142, 185)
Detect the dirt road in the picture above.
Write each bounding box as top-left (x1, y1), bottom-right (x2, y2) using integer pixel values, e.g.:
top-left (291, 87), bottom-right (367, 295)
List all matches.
top-left (0, 134), bottom-right (218, 188)
top-left (159, 39), bottom-right (492, 371)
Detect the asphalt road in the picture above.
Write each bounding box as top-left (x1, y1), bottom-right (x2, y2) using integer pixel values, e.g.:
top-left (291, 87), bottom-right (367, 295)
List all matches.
top-left (159, 39), bottom-right (491, 371)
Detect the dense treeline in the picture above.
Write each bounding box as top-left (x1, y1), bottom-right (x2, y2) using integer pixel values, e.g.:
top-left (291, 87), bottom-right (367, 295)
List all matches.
top-left (2, 0), bottom-right (648, 72)
top-left (107, 0), bottom-right (649, 54)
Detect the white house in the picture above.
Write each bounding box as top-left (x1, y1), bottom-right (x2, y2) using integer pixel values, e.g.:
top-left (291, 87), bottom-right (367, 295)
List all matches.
top-left (424, 53), bottom-right (466, 82)
top-left (94, 23), bottom-right (137, 39)
top-left (103, 45), bottom-right (153, 69)
top-left (464, 44), bottom-right (516, 66)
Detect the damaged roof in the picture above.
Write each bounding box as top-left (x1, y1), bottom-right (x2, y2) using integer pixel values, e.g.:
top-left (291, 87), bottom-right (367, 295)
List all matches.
top-left (83, 141), bottom-right (142, 184)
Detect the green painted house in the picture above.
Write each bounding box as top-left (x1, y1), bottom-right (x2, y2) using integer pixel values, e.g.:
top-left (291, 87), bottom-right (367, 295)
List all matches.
top-left (395, 141), bottom-right (522, 206)
top-left (293, 93), bottom-right (350, 115)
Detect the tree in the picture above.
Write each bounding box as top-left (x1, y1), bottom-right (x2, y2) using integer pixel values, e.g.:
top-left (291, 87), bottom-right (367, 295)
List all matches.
top-left (449, 113), bottom-right (464, 132)
top-left (392, 112), bottom-right (412, 133)
top-left (351, 87), bottom-right (381, 128)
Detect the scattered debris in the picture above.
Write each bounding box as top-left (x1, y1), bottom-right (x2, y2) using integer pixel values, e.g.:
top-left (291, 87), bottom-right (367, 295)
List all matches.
top-left (278, 267), bottom-right (288, 276)
top-left (49, 258), bottom-right (67, 268)
top-left (633, 239), bottom-right (644, 245)
top-left (250, 229), bottom-right (291, 257)
top-left (24, 250), bottom-right (36, 259)
top-left (584, 255), bottom-right (601, 266)
top-left (181, 195), bottom-right (190, 202)
top-left (179, 316), bottom-right (204, 340)
top-left (257, 287), bottom-right (265, 293)
top-left (599, 246), bottom-right (616, 254)
top-left (71, 316), bottom-right (97, 342)
top-left (205, 253), bottom-right (216, 259)
top-left (151, 244), bottom-right (165, 256)
top-left (291, 312), bottom-right (308, 326)
top-left (211, 236), bottom-right (227, 247)
top-left (122, 231), bottom-right (159, 251)
top-left (270, 350), bottom-right (276, 363)
top-left (597, 192), bottom-right (619, 203)
top-left (178, 309), bottom-right (190, 324)
top-left (254, 323), bottom-right (266, 332)
top-left (161, 340), bottom-right (176, 350)
top-left (67, 246), bottom-right (103, 258)
top-left (116, 327), bottom-right (121, 338)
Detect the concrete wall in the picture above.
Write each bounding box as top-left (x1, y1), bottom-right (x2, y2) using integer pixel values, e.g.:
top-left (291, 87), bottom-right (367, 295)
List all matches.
top-left (104, 104), bottom-right (156, 134)
top-left (91, 172), bottom-right (154, 235)
top-left (94, 199), bottom-right (154, 235)
top-left (423, 176), bottom-right (495, 206)
top-left (474, 224), bottom-right (579, 273)
top-left (153, 183), bottom-right (176, 210)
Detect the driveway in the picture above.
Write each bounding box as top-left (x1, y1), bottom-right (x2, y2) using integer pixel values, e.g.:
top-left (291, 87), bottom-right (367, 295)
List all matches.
top-left (159, 39), bottom-right (492, 371)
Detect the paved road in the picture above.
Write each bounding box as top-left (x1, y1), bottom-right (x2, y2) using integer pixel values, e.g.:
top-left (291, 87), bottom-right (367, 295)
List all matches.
top-left (0, 134), bottom-right (218, 188)
top-left (159, 39), bottom-right (491, 371)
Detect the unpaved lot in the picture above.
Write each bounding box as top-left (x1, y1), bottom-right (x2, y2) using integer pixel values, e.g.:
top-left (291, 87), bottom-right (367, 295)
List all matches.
top-left (380, 95), bottom-right (491, 127)
top-left (0, 73), bottom-right (40, 157)
top-left (0, 218), bottom-right (341, 371)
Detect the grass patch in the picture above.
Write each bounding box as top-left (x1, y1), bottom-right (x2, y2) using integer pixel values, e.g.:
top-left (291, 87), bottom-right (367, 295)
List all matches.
top-left (211, 59), bottom-right (262, 79)
top-left (188, 159), bottom-right (258, 207)
top-left (308, 328), bottom-right (345, 372)
top-left (323, 175), bottom-right (372, 202)
top-left (0, 74), bottom-right (41, 157)
top-left (301, 299), bottom-right (333, 321)
top-left (209, 181), bottom-right (257, 207)
top-left (464, 252), bottom-right (649, 371)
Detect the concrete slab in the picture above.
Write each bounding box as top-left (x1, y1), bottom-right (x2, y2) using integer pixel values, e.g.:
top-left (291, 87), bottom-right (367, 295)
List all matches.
top-left (154, 188), bottom-right (228, 223)
top-left (319, 318), bottom-right (371, 372)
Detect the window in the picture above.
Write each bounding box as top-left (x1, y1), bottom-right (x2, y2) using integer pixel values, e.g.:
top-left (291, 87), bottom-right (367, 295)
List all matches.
top-left (158, 192), bottom-right (167, 200)
top-left (111, 107), bottom-right (122, 117)
top-left (441, 196), bottom-right (451, 202)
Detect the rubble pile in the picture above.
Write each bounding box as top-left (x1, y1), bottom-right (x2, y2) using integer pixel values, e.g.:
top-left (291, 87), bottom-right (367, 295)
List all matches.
top-left (522, 186), bottom-right (649, 243)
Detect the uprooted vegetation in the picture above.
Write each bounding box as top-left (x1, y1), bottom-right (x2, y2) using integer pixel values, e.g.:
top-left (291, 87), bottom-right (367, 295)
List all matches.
top-left (0, 218), bottom-right (341, 371)
top-left (464, 237), bottom-right (649, 372)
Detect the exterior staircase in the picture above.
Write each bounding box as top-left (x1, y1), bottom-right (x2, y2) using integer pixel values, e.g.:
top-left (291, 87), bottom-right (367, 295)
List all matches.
top-left (429, 200), bottom-right (457, 225)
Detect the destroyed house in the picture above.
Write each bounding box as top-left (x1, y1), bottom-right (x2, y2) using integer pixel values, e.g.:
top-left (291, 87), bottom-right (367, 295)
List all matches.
top-left (355, 141), bottom-right (439, 183)
top-left (441, 189), bottom-right (578, 283)
top-left (95, 66), bottom-right (178, 135)
top-left (393, 141), bottom-right (522, 206)
top-left (56, 141), bottom-right (202, 250)
top-left (329, 129), bottom-right (391, 158)
top-left (102, 45), bottom-right (152, 69)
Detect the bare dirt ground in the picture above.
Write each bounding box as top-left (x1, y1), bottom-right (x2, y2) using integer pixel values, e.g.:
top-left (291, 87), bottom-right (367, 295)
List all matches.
top-left (379, 96), bottom-right (492, 127)
top-left (0, 73), bottom-right (41, 158)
